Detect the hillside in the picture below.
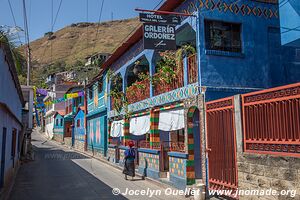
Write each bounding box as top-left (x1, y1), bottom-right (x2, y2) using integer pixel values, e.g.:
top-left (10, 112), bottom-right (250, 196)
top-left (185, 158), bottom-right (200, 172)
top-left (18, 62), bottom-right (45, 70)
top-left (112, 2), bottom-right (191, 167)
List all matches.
top-left (23, 18), bottom-right (140, 67)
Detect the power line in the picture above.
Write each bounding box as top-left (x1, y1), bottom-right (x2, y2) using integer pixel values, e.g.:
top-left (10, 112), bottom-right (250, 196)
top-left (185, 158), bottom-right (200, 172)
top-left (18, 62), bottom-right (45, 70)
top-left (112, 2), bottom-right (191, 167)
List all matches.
top-left (7, 0), bottom-right (22, 45)
top-left (52, 0), bottom-right (63, 31)
top-left (91, 0), bottom-right (105, 55)
top-left (22, 0), bottom-right (30, 86)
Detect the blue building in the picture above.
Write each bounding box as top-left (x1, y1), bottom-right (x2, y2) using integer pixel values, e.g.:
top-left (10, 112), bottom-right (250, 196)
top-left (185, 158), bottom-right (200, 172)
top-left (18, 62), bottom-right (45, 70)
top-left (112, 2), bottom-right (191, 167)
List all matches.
top-left (53, 112), bottom-right (64, 143)
top-left (278, 0), bottom-right (300, 84)
top-left (0, 40), bottom-right (24, 197)
top-left (86, 74), bottom-right (108, 157)
top-left (73, 109), bottom-right (85, 151)
top-left (63, 86), bottom-right (84, 147)
top-left (101, 0), bottom-right (289, 190)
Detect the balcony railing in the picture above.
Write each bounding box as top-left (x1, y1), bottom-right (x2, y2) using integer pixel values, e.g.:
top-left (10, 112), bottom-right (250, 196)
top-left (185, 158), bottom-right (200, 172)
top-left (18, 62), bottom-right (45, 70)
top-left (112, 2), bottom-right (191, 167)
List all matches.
top-left (153, 63), bottom-right (184, 96)
top-left (126, 79), bottom-right (150, 104)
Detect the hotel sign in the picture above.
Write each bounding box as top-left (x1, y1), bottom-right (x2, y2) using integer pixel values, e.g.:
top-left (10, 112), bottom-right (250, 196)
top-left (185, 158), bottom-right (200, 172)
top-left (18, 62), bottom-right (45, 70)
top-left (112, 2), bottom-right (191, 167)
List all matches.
top-left (139, 13), bottom-right (181, 25)
top-left (143, 23), bottom-right (176, 50)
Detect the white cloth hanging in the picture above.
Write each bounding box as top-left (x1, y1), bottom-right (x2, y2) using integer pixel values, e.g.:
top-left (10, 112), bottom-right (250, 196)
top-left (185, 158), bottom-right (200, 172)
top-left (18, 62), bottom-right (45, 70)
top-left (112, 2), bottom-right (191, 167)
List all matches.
top-left (158, 109), bottom-right (185, 131)
top-left (110, 120), bottom-right (124, 137)
top-left (129, 115), bottom-right (150, 136)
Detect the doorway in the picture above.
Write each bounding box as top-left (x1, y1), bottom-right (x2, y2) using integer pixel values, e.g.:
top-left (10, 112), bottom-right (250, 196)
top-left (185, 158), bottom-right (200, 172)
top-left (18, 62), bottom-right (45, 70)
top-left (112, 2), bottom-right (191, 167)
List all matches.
top-left (0, 128), bottom-right (7, 189)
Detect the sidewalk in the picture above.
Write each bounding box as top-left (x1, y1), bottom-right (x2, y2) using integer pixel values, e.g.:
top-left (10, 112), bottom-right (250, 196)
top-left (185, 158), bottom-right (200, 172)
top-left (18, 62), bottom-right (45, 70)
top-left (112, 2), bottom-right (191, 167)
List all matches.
top-left (35, 129), bottom-right (191, 200)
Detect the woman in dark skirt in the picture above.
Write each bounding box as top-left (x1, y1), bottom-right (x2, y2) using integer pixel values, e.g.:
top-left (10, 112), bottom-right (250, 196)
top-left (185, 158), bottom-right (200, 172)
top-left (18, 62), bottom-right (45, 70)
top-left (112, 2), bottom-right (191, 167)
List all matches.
top-left (123, 141), bottom-right (136, 180)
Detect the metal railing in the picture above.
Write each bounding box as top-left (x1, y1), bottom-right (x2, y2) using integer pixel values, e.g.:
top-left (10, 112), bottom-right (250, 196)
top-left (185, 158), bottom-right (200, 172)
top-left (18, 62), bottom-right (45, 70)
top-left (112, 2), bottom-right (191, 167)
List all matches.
top-left (188, 54), bottom-right (198, 84)
top-left (126, 79), bottom-right (150, 104)
top-left (242, 82), bottom-right (300, 157)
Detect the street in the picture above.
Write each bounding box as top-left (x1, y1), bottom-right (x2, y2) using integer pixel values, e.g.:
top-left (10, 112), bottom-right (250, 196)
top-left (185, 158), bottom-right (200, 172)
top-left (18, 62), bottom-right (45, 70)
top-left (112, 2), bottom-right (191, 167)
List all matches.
top-left (9, 130), bottom-right (187, 200)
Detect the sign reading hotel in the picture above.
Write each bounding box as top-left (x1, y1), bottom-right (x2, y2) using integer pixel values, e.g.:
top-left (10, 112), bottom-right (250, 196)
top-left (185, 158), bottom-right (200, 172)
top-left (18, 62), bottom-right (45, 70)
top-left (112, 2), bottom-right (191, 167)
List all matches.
top-left (139, 13), bottom-right (181, 25)
top-left (143, 23), bottom-right (176, 50)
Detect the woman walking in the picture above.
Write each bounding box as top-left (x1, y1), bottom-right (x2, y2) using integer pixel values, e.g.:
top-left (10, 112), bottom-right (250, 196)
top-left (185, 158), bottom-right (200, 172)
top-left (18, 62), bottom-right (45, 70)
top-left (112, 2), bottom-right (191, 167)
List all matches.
top-left (123, 141), bottom-right (136, 180)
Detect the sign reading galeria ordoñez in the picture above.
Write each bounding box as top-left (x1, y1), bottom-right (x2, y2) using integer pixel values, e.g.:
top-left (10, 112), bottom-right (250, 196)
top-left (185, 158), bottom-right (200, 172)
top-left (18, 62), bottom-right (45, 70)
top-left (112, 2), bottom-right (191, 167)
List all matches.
top-left (143, 23), bottom-right (176, 50)
top-left (140, 13), bottom-right (179, 50)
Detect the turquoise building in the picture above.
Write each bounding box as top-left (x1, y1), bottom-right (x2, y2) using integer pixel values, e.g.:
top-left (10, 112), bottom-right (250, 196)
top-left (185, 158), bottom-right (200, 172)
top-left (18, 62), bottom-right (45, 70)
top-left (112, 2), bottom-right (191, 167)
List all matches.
top-left (86, 73), bottom-right (108, 157)
top-left (53, 112), bottom-right (64, 142)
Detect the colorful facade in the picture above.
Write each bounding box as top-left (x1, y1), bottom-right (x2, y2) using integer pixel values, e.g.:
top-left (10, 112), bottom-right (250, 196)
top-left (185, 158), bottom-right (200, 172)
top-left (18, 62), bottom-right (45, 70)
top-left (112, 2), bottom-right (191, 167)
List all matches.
top-left (100, 0), bottom-right (289, 190)
top-left (53, 112), bottom-right (64, 142)
top-left (73, 109), bottom-right (85, 151)
top-left (86, 73), bottom-right (108, 157)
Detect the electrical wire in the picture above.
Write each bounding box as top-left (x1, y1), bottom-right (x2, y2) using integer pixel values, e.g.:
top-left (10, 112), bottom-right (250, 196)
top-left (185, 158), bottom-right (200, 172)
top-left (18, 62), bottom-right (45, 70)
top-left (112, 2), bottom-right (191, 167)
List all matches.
top-left (91, 0), bottom-right (105, 55)
top-left (7, 0), bottom-right (22, 45)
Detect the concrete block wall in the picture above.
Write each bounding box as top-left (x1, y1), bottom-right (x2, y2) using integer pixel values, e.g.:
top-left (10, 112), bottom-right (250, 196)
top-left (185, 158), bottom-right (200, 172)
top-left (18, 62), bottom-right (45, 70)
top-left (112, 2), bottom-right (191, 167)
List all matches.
top-left (233, 95), bottom-right (300, 200)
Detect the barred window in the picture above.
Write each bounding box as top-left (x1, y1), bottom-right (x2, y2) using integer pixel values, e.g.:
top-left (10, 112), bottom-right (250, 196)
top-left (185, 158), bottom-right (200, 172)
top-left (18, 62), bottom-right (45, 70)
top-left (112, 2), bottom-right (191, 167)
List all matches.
top-left (205, 20), bottom-right (242, 53)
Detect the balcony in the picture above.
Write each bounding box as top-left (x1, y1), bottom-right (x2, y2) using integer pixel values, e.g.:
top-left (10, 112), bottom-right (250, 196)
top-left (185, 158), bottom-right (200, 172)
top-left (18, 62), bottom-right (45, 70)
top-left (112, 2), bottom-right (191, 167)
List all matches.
top-left (153, 62), bottom-right (184, 96)
top-left (187, 54), bottom-right (198, 84)
top-left (126, 79), bottom-right (150, 104)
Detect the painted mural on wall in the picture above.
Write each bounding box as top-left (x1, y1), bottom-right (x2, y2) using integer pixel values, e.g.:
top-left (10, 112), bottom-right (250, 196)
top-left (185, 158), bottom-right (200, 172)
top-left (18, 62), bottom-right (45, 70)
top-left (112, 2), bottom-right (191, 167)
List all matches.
top-left (74, 110), bottom-right (85, 141)
top-left (87, 114), bottom-right (106, 150)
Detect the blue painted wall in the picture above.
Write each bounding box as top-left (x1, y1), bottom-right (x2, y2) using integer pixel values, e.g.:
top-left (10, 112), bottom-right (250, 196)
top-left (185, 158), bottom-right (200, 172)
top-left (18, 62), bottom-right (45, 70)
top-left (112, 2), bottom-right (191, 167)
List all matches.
top-left (87, 72), bottom-right (108, 154)
top-left (74, 110), bottom-right (85, 141)
top-left (53, 113), bottom-right (64, 134)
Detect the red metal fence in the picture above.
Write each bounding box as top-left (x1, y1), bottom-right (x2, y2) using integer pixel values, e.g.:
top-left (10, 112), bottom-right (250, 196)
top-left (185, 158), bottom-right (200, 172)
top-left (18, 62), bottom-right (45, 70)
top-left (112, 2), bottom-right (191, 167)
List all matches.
top-left (206, 97), bottom-right (238, 191)
top-left (242, 82), bottom-right (300, 157)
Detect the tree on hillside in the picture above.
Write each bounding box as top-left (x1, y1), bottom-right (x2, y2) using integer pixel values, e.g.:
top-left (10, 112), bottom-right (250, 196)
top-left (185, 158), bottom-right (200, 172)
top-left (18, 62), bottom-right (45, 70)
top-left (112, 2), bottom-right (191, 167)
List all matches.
top-left (0, 30), bottom-right (26, 77)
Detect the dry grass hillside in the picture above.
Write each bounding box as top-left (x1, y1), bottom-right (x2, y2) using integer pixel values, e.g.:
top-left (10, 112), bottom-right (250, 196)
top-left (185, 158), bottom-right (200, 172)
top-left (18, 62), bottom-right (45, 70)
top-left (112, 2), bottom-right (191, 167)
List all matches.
top-left (23, 18), bottom-right (140, 67)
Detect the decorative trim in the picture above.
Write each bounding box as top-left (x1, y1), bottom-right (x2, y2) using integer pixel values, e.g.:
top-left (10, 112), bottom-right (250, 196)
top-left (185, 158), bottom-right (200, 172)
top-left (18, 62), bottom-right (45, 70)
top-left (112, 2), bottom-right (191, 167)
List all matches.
top-left (181, 0), bottom-right (279, 19)
top-left (138, 148), bottom-right (160, 154)
top-left (168, 152), bottom-right (189, 159)
top-left (205, 50), bottom-right (245, 58)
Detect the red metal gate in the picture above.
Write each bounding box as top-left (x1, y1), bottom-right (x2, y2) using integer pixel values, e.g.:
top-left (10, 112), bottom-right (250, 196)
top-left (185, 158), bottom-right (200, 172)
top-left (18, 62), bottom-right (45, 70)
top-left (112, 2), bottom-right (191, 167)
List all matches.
top-left (206, 97), bottom-right (238, 191)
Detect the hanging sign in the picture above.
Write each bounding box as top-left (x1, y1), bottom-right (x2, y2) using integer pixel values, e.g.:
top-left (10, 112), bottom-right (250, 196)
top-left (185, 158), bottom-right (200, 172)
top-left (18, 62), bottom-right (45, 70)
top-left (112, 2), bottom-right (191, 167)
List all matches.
top-left (139, 13), bottom-right (181, 25)
top-left (143, 23), bottom-right (176, 50)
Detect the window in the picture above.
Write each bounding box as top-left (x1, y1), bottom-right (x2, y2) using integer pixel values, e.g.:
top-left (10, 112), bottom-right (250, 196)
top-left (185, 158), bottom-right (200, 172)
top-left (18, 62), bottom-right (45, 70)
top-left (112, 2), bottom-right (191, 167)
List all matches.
top-left (98, 77), bottom-right (103, 93)
top-left (56, 119), bottom-right (59, 126)
top-left (11, 129), bottom-right (17, 159)
top-left (89, 88), bottom-right (93, 99)
top-left (77, 119), bottom-right (80, 127)
top-left (60, 119), bottom-right (63, 126)
top-left (205, 20), bottom-right (242, 52)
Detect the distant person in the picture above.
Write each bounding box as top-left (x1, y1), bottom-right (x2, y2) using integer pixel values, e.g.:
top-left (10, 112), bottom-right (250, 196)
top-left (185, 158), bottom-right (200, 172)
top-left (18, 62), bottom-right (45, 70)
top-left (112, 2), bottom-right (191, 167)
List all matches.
top-left (123, 141), bottom-right (135, 180)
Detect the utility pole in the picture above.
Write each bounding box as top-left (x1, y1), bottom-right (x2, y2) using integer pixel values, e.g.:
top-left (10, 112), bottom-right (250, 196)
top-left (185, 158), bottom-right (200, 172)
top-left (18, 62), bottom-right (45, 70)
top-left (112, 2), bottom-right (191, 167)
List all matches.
top-left (23, 0), bottom-right (31, 86)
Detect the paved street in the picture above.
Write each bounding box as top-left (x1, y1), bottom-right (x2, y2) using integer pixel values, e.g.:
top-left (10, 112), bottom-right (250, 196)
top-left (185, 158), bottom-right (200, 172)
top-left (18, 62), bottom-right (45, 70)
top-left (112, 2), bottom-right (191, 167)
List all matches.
top-left (9, 130), bottom-right (187, 200)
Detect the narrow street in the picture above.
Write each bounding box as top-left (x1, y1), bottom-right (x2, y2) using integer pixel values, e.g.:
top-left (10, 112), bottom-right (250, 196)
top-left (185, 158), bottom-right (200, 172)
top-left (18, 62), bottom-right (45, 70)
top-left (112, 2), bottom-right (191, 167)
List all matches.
top-left (9, 130), bottom-right (186, 200)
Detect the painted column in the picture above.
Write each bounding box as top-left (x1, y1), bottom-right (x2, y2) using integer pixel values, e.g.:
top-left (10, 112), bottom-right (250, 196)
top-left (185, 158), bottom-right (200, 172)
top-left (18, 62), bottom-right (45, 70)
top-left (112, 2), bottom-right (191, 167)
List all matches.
top-left (122, 118), bottom-right (130, 146)
top-left (149, 109), bottom-right (160, 149)
top-left (187, 107), bottom-right (196, 185)
top-left (183, 57), bottom-right (188, 86)
top-left (107, 120), bottom-right (112, 144)
top-left (145, 50), bottom-right (155, 98)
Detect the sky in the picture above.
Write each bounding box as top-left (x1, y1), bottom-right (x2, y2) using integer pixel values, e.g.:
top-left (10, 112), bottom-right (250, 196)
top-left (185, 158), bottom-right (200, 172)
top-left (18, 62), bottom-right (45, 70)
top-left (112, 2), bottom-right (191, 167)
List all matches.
top-left (0, 0), bottom-right (163, 43)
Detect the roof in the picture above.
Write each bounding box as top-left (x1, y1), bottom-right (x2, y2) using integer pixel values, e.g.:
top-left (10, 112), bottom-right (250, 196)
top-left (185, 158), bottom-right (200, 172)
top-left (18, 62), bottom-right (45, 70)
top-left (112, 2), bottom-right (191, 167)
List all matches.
top-left (0, 42), bottom-right (25, 106)
top-left (65, 85), bottom-right (84, 94)
top-left (101, 0), bottom-right (186, 70)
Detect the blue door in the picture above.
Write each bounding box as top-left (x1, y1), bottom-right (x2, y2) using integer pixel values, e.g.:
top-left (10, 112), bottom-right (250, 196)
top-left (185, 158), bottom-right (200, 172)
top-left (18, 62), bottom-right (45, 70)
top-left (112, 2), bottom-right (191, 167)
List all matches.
top-left (0, 128), bottom-right (7, 189)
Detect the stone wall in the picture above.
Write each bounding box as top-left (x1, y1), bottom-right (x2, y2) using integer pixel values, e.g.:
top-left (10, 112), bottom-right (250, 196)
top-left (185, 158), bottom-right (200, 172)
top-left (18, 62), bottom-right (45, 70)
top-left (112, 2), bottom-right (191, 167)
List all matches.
top-left (87, 148), bottom-right (105, 159)
top-left (53, 134), bottom-right (63, 143)
top-left (74, 140), bottom-right (85, 152)
top-left (107, 146), bottom-right (118, 163)
top-left (237, 153), bottom-right (300, 200)
top-left (64, 137), bottom-right (72, 147)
